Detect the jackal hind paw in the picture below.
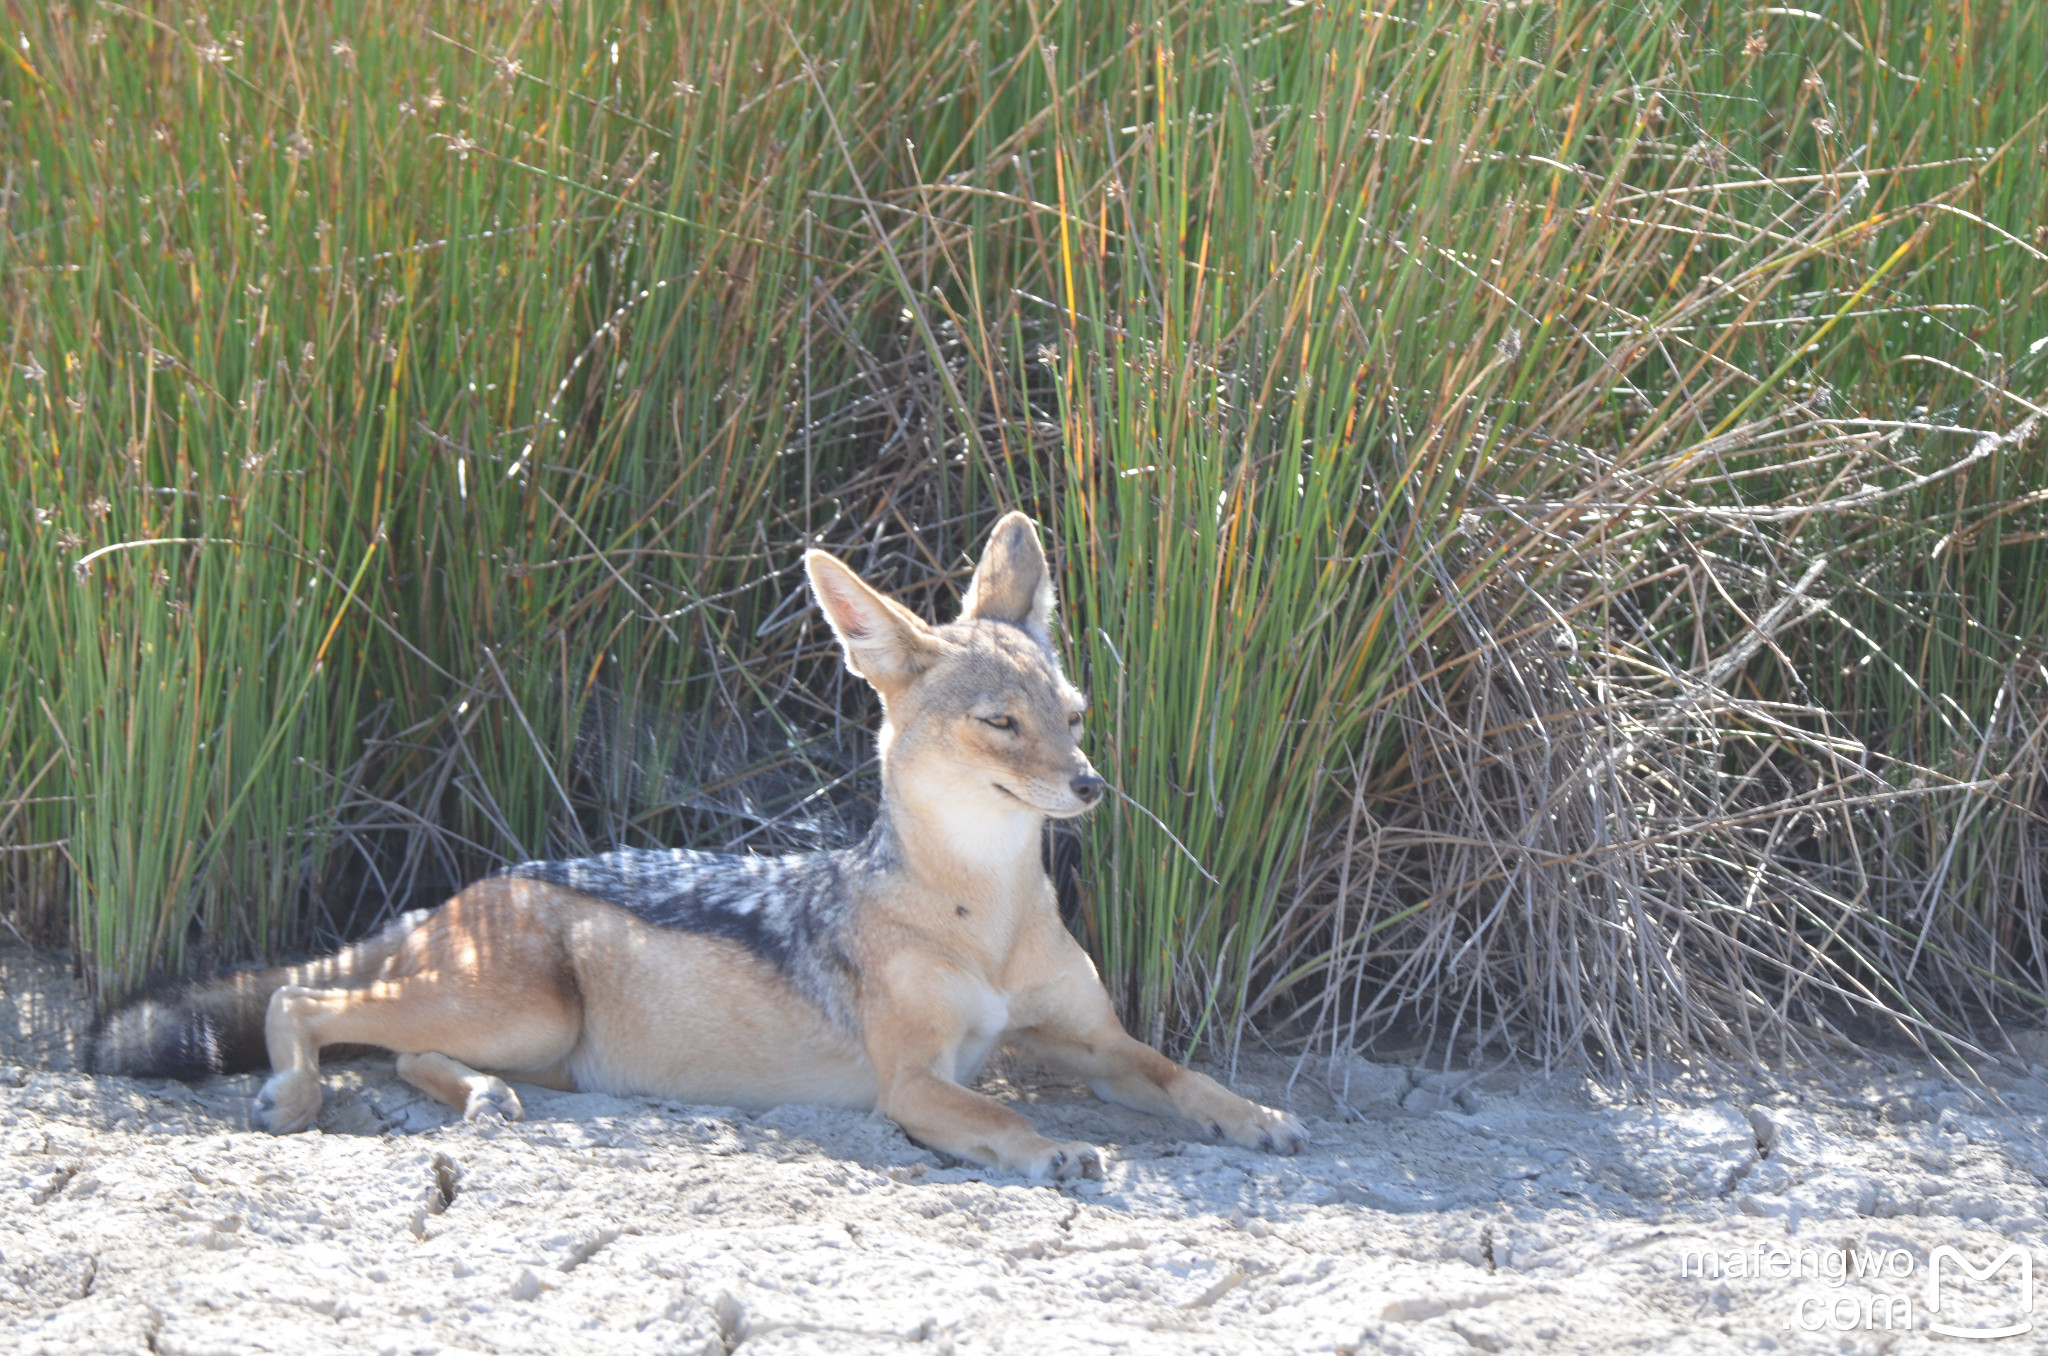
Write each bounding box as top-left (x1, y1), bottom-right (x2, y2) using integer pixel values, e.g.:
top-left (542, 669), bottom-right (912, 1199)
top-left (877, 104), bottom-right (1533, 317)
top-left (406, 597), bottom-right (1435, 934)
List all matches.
top-left (252, 1073), bottom-right (321, 1135)
top-left (463, 1080), bottom-right (525, 1124)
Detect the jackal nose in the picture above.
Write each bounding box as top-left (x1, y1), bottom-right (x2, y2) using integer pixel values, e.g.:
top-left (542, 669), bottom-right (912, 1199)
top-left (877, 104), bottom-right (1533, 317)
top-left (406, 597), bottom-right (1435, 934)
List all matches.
top-left (1071, 772), bottom-right (1106, 805)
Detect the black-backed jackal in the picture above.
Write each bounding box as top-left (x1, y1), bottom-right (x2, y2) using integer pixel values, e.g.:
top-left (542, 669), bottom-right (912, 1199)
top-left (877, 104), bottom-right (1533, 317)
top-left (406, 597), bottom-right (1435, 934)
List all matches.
top-left (90, 514), bottom-right (1306, 1179)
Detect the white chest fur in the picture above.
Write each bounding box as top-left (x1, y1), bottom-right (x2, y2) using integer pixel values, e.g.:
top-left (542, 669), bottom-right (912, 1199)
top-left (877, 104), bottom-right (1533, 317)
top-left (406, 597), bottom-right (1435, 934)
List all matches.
top-left (951, 982), bottom-right (1012, 1083)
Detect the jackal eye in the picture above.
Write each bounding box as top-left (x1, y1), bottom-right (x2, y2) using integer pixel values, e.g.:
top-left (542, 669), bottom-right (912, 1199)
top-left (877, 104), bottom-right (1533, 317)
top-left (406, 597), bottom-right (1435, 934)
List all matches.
top-left (980, 715), bottom-right (1016, 731)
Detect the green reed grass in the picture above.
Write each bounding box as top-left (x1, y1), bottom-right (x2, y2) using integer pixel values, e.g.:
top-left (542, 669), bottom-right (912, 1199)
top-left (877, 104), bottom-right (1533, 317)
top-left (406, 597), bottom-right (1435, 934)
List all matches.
top-left (1014, 0), bottom-right (2048, 1056)
top-left (3, 0), bottom-right (2044, 1071)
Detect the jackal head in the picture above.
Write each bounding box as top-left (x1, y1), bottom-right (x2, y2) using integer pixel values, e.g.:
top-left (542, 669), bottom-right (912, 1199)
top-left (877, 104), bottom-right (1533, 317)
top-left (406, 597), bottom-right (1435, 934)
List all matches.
top-left (805, 512), bottom-right (1104, 826)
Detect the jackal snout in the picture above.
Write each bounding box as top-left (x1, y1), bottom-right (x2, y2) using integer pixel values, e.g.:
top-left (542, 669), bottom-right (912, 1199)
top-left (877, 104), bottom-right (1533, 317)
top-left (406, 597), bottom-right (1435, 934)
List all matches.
top-left (963, 676), bottom-right (1100, 818)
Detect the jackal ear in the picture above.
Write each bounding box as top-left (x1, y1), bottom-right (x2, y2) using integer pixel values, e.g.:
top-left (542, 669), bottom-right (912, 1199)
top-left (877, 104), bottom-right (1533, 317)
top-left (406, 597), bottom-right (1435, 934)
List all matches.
top-left (961, 511), bottom-right (1056, 646)
top-left (805, 550), bottom-right (940, 687)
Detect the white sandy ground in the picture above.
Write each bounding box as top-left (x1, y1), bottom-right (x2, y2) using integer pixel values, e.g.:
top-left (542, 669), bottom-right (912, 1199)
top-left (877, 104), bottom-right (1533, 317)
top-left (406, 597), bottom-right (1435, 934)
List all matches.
top-left (4, 944), bottom-right (2047, 1356)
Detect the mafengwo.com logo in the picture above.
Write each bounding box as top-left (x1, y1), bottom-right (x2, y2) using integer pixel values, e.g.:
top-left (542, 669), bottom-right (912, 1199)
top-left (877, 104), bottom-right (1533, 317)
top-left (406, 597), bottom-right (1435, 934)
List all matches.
top-left (1928, 1245), bottom-right (2033, 1341)
top-left (1677, 1242), bottom-right (2034, 1339)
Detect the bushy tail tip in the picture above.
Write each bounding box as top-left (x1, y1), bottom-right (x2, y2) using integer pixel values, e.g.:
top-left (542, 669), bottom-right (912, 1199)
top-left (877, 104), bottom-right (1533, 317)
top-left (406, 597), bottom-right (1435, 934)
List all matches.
top-left (86, 987), bottom-right (265, 1080)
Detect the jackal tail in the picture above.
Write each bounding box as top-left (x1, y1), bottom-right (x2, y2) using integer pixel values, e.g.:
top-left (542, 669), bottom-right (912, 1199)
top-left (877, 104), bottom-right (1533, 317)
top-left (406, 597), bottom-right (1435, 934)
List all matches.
top-left (86, 910), bottom-right (429, 1079)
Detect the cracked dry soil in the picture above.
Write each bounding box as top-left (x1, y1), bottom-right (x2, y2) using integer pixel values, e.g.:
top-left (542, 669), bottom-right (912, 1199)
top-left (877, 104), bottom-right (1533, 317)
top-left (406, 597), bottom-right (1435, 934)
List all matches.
top-left (5, 943), bottom-right (2047, 1354)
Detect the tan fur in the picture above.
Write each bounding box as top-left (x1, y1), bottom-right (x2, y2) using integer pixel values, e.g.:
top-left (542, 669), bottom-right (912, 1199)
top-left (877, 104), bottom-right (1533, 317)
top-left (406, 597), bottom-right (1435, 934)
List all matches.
top-left (249, 513), bottom-right (1307, 1180)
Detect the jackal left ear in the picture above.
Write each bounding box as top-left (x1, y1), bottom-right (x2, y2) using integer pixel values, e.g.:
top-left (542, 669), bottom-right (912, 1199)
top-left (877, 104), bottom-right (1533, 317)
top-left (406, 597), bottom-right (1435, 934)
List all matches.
top-left (961, 511), bottom-right (1056, 646)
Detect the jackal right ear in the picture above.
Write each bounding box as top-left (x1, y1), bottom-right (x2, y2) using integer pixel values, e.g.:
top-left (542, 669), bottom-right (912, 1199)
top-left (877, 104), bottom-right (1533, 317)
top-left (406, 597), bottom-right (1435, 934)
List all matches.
top-left (805, 551), bottom-right (940, 688)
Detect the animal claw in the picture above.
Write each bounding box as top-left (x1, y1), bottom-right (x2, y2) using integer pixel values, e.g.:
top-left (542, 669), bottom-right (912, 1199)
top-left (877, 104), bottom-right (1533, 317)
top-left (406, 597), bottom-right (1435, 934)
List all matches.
top-left (464, 1082), bottom-right (524, 1124)
top-left (1271, 1119), bottom-right (1310, 1155)
top-left (1040, 1142), bottom-right (1103, 1182)
top-left (251, 1073), bottom-right (320, 1134)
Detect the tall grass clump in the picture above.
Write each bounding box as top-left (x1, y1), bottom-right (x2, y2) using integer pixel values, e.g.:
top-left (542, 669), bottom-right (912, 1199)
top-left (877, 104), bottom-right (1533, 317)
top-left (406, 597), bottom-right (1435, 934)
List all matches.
top-left (982, 0), bottom-right (2048, 1068)
top-left (4, 0), bottom-right (2046, 1078)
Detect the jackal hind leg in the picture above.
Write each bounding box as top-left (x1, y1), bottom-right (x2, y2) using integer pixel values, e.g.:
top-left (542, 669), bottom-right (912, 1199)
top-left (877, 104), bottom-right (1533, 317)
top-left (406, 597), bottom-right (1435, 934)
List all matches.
top-left (395, 1051), bottom-right (527, 1123)
top-left (253, 972), bottom-right (581, 1135)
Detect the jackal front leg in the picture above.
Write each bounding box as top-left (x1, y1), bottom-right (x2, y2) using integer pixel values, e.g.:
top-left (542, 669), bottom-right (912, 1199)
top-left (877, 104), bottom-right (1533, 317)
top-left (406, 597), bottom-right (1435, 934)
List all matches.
top-left (1014, 963), bottom-right (1309, 1154)
top-left (878, 1061), bottom-right (1103, 1181)
top-left (864, 961), bottom-right (1100, 1182)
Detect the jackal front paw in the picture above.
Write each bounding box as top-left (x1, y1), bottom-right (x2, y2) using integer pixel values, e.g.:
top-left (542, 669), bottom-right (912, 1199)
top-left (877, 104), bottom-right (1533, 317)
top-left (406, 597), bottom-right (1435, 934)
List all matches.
top-left (463, 1078), bottom-right (524, 1124)
top-left (1209, 1100), bottom-right (1309, 1156)
top-left (1019, 1138), bottom-right (1103, 1183)
top-left (253, 1071), bottom-right (322, 1135)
